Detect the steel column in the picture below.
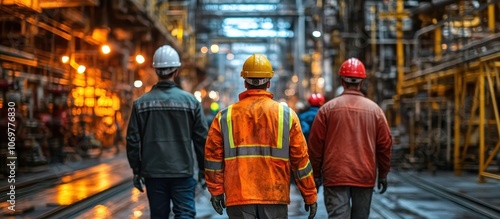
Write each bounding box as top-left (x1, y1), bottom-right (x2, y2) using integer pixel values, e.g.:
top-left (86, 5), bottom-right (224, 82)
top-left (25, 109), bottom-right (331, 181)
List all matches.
top-left (454, 70), bottom-right (463, 175)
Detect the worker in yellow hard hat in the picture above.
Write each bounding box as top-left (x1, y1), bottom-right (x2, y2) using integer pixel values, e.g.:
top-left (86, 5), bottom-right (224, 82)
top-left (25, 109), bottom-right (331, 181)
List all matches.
top-left (204, 54), bottom-right (318, 218)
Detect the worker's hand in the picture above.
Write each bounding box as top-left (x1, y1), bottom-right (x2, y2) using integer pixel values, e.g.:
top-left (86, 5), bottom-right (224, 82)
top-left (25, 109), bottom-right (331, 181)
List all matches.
top-left (377, 178), bottom-right (387, 194)
top-left (198, 170), bottom-right (206, 189)
top-left (210, 194), bottom-right (226, 215)
top-left (133, 175), bottom-right (144, 192)
top-left (314, 177), bottom-right (323, 192)
top-left (304, 202), bottom-right (317, 219)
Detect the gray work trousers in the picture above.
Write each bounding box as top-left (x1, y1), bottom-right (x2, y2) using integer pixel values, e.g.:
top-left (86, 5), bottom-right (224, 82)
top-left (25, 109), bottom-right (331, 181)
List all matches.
top-left (324, 186), bottom-right (373, 219)
top-left (226, 204), bottom-right (288, 219)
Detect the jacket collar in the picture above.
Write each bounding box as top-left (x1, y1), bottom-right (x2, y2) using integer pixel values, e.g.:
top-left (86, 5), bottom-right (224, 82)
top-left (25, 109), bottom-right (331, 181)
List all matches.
top-left (341, 89), bottom-right (365, 97)
top-left (239, 89), bottom-right (274, 100)
top-left (152, 80), bottom-right (177, 89)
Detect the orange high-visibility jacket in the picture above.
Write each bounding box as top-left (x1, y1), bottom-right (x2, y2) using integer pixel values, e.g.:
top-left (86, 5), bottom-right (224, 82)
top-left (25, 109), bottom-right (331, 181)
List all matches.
top-left (205, 90), bottom-right (317, 206)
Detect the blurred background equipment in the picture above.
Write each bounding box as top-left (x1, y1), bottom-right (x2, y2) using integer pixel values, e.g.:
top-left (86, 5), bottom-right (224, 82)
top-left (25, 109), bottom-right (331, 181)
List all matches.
top-left (0, 0), bottom-right (498, 189)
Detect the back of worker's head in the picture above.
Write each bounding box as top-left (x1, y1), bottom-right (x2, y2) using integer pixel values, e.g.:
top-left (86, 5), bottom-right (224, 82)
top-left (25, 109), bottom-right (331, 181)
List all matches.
top-left (152, 45), bottom-right (181, 80)
top-left (339, 58), bottom-right (366, 89)
top-left (241, 54), bottom-right (274, 89)
top-left (307, 93), bottom-right (325, 107)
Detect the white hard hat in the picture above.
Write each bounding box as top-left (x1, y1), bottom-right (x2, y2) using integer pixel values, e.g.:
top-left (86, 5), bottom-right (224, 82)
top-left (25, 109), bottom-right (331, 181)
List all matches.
top-left (152, 45), bottom-right (181, 69)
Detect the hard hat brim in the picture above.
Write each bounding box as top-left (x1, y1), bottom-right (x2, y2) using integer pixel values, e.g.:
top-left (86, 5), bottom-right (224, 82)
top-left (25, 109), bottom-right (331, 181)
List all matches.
top-left (240, 71), bottom-right (274, 78)
top-left (342, 77), bottom-right (363, 83)
top-left (245, 78), bottom-right (270, 86)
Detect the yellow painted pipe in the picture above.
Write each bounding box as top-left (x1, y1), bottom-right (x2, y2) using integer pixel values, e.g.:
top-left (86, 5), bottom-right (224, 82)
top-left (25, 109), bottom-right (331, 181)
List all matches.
top-left (488, 1), bottom-right (495, 32)
top-left (435, 27), bottom-right (442, 61)
top-left (451, 17), bottom-right (480, 28)
top-left (477, 62), bottom-right (486, 183)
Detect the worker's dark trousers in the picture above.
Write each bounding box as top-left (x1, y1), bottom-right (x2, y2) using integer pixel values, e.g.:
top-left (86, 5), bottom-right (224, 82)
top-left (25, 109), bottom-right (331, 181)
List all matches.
top-left (323, 186), bottom-right (373, 219)
top-left (145, 177), bottom-right (196, 219)
top-left (226, 204), bottom-right (288, 219)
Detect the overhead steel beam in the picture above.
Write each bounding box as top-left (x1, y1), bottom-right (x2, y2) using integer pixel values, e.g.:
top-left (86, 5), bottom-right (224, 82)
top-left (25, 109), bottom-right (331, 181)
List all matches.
top-left (406, 35), bottom-right (500, 80)
top-left (0, 45), bottom-right (36, 60)
top-left (0, 54), bottom-right (37, 66)
top-left (197, 11), bottom-right (299, 18)
top-left (0, 0), bottom-right (41, 12)
top-left (2, 8), bottom-right (101, 45)
top-left (27, 16), bottom-right (72, 40)
top-left (39, 0), bottom-right (99, 8)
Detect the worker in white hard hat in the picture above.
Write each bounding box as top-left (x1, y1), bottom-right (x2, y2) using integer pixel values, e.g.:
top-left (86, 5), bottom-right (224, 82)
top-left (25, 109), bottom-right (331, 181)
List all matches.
top-left (126, 45), bottom-right (208, 219)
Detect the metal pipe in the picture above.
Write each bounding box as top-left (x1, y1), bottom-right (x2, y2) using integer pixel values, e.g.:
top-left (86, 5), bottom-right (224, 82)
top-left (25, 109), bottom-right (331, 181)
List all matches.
top-left (295, 0), bottom-right (305, 100)
top-left (484, 64), bottom-right (500, 172)
top-left (453, 69), bottom-right (462, 175)
top-left (377, 2), bottom-right (385, 72)
top-left (412, 0), bottom-right (500, 69)
top-left (407, 0), bottom-right (459, 16)
top-left (434, 27), bottom-right (442, 61)
top-left (478, 61), bottom-right (486, 183)
top-left (406, 36), bottom-right (500, 80)
top-left (395, 0), bottom-right (404, 126)
top-left (446, 101), bottom-right (451, 163)
top-left (488, 0), bottom-right (496, 32)
top-left (0, 54), bottom-right (37, 66)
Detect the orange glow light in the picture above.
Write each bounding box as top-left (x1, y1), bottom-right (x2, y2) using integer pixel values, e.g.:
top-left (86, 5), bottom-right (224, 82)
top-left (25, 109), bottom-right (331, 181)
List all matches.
top-left (101, 45), bottom-right (111, 54)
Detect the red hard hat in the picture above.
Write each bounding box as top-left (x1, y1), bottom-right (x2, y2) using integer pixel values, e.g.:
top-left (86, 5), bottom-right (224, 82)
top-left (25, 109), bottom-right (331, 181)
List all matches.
top-left (339, 58), bottom-right (366, 80)
top-left (308, 93), bottom-right (325, 107)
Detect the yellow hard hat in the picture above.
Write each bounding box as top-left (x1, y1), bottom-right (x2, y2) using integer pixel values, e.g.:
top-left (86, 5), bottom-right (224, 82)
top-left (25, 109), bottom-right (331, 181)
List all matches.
top-left (240, 54), bottom-right (274, 78)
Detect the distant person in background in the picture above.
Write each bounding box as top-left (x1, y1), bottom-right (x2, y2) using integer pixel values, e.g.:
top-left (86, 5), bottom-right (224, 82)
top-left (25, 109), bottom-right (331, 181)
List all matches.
top-left (47, 102), bottom-right (66, 163)
top-left (114, 111), bottom-right (123, 154)
top-left (308, 58), bottom-right (392, 219)
top-left (126, 45), bottom-right (208, 219)
top-left (204, 106), bottom-right (216, 127)
top-left (299, 93), bottom-right (325, 143)
top-left (294, 101), bottom-right (306, 114)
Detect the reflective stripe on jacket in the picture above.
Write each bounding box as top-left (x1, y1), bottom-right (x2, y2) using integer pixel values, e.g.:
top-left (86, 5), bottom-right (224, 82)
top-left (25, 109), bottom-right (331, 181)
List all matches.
top-left (205, 89), bottom-right (317, 206)
top-left (126, 81), bottom-right (207, 178)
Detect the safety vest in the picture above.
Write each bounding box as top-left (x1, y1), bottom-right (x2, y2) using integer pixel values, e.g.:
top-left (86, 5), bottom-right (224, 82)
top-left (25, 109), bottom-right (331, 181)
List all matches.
top-left (205, 94), bottom-right (317, 206)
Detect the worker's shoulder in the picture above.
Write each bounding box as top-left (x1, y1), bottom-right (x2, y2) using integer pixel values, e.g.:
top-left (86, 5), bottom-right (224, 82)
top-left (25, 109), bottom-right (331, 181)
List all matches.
top-left (327, 95), bottom-right (383, 112)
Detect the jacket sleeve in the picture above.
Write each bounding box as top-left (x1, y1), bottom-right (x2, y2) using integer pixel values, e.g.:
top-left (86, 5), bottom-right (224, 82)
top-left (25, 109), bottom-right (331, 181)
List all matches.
top-left (192, 101), bottom-right (208, 172)
top-left (289, 111), bottom-right (318, 205)
top-left (205, 111), bottom-right (225, 196)
top-left (307, 108), bottom-right (326, 178)
top-left (126, 105), bottom-right (141, 175)
top-left (376, 108), bottom-right (392, 178)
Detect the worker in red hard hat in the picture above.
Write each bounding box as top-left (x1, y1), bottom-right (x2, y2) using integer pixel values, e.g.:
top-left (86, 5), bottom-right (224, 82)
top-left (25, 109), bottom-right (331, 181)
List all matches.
top-left (308, 58), bottom-right (393, 218)
top-left (299, 93), bottom-right (325, 143)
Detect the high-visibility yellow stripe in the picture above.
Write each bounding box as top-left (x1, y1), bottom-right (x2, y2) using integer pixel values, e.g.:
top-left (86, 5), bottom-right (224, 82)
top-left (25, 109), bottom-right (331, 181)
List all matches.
top-left (295, 160), bottom-right (313, 179)
top-left (277, 104), bottom-right (284, 149)
top-left (227, 105), bottom-right (235, 148)
top-left (219, 103), bottom-right (291, 160)
top-left (223, 145), bottom-right (289, 160)
top-left (225, 155), bottom-right (289, 161)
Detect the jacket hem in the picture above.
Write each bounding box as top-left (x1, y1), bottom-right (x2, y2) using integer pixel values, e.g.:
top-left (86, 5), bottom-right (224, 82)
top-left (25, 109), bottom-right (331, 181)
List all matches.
top-left (226, 200), bottom-right (290, 207)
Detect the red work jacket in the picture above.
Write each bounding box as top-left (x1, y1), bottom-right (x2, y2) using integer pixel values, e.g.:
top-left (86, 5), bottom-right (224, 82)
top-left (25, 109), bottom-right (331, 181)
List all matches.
top-left (308, 90), bottom-right (392, 187)
top-left (205, 89), bottom-right (317, 206)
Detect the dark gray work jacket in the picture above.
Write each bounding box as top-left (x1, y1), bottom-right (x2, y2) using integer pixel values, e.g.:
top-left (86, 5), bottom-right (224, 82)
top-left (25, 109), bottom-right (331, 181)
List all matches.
top-left (126, 81), bottom-right (208, 178)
